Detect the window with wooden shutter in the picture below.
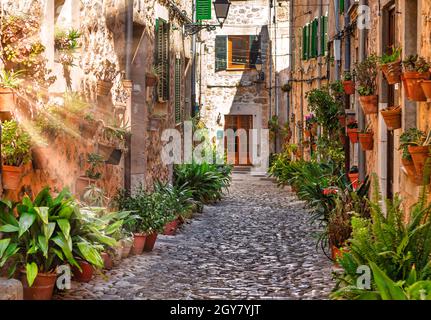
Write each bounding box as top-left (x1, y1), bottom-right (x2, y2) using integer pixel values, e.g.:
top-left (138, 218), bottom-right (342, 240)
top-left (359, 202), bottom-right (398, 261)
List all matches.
top-left (196, 0), bottom-right (212, 20)
top-left (319, 15), bottom-right (328, 56)
top-left (215, 35), bottom-right (227, 71)
top-left (155, 18), bottom-right (169, 102)
top-left (174, 58), bottom-right (181, 124)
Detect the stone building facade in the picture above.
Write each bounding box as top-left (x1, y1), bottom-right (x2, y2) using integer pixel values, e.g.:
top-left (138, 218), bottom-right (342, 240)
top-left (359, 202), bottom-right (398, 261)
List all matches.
top-left (0, 0), bottom-right (193, 200)
top-left (198, 0), bottom-right (275, 173)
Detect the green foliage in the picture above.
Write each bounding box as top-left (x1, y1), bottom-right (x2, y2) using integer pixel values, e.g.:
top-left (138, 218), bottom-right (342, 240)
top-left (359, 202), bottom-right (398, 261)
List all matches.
top-left (1, 120), bottom-right (32, 167)
top-left (343, 71), bottom-right (353, 81)
top-left (54, 28), bottom-right (81, 51)
top-left (379, 46), bottom-right (402, 65)
top-left (403, 55), bottom-right (431, 73)
top-left (354, 54), bottom-right (378, 96)
top-left (306, 86), bottom-right (340, 134)
top-left (85, 153), bottom-right (104, 180)
top-left (173, 162), bottom-right (232, 205)
top-left (0, 69), bottom-right (23, 89)
top-left (333, 175), bottom-right (431, 299)
top-left (0, 188), bottom-right (117, 286)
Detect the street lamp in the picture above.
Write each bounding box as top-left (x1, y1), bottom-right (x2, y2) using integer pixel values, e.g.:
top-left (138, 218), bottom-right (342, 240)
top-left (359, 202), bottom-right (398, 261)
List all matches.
top-left (184, 0), bottom-right (231, 36)
top-left (255, 56), bottom-right (264, 82)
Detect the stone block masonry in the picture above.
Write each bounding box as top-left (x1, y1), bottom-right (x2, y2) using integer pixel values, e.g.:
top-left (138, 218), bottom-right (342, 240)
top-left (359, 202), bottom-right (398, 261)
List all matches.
top-left (0, 278), bottom-right (23, 300)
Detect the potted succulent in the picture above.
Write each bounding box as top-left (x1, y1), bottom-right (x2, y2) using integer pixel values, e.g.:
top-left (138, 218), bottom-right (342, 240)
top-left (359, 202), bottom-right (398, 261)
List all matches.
top-left (1, 120), bottom-right (32, 190)
top-left (95, 59), bottom-right (119, 96)
top-left (402, 55), bottom-right (430, 101)
top-left (381, 106), bottom-right (401, 130)
top-left (355, 55), bottom-right (379, 114)
top-left (399, 128), bottom-right (431, 179)
top-left (346, 120), bottom-right (359, 144)
top-left (342, 71), bottom-right (355, 95)
top-left (399, 129), bottom-right (418, 180)
top-left (358, 124), bottom-right (374, 151)
top-left (0, 70), bottom-right (22, 112)
top-left (348, 166), bottom-right (359, 189)
top-left (379, 46), bottom-right (402, 85)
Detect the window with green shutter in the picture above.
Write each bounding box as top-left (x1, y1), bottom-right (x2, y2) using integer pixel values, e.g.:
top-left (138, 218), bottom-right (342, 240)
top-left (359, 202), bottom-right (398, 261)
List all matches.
top-left (197, 0), bottom-right (212, 20)
top-left (339, 0), bottom-right (344, 13)
top-left (215, 35), bottom-right (227, 71)
top-left (319, 15), bottom-right (328, 56)
top-left (310, 19), bottom-right (318, 58)
top-left (155, 18), bottom-right (170, 102)
top-left (302, 26), bottom-right (307, 60)
top-left (175, 58), bottom-right (181, 124)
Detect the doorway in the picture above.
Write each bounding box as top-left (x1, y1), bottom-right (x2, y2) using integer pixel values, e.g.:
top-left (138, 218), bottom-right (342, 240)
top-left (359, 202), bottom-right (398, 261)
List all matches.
top-left (224, 115), bottom-right (253, 165)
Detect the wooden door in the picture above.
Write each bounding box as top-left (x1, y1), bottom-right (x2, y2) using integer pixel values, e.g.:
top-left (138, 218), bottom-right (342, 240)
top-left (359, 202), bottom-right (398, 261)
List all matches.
top-left (224, 115), bottom-right (253, 165)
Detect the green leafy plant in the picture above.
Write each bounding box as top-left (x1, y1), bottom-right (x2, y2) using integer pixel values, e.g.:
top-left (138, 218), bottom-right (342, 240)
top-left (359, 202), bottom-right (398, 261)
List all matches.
top-left (403, 55), bottom-right (431, 73)
top-left (379, 46), bottom-right (402, 65)
top-left (354, 54), bottom-right (378, 96)
top-left (399, 128), bottom-right (431, 148)
top-left (343, 71), bottom-right (353, 81)
top-left (1, 120), bottom-right (32, 167)
top-left (347, 121), bottom-right (358, 129)
top-left (306, 86), bottom-right (340, 134)
top-left (85, 153), bottom-right (104, 180)
top-left (0, 69), bottom-right (23, 89)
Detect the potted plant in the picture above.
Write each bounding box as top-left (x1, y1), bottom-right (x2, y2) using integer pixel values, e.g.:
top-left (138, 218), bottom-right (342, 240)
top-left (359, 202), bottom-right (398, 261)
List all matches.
top-left (97, 120), bottom-right (130, 164)
top-left (346, 120), bottom-right (359, 144)
top-left (358, 124), bottom-right (374, 151)
top-left (95, 59), bottom-right (119, 96)
top-left (1, 120), bottom-right (32, 190)
top-left (399, 129), bottom-right (418, 179)
top-left (402, 54), bottom-right (430, 101)
top-left (348, 166), bottom-right (359, 189)
top-left (342, 71), bottom-right (355, 95)
top-left (305, 114), bottom-right (318, 136)
top-left (337, 112), bottom-right (346, 127)
top-left (0, 188), bottom-right (107, 299)
top-left (355, 55), bottom-right (379, 114)
top-left (399, 128), bottom-right (431, 179)
top-left (0, 69), bottom-right (22, 112)
top-left (379, 46), bottom-right (402, 85)
top-left (80, 112), bottom-right (102, 140)
top-left (381, 106), bottom-right (401, 130)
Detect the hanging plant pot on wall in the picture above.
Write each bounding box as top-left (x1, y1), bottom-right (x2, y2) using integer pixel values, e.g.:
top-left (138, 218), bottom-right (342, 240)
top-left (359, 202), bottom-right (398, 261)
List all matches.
top-left (359, 95), bottom-right (378, 114)
top-left (402, 72), bottom-right (429, 101)
top-left (346, 128), bottom-right (359, 144)
top-left (359, 132), bottom-right (374, 150)
top-left (0, 87), bottom-right (15, 112)
top-left (419, 80), bottom-right (431, 101)
top-left (342, 80), bottom-right (355, 95)
top-left (408, 145), bottom-right (430, 178)
top-left (381, 106), bottom-right (401, 130)
top-left (97, 142), bottom-right (116, 161)
top-left (2, 165), bottom-right (24, 190)
top-left (145, 73), bottom-right (158, 87)
top-left (381, 60), bottom-right (402, 85)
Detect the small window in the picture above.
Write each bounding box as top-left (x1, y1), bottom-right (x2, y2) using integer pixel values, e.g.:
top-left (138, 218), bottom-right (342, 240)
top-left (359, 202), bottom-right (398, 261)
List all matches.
top-left (228, 36), bottom-right (250, 70)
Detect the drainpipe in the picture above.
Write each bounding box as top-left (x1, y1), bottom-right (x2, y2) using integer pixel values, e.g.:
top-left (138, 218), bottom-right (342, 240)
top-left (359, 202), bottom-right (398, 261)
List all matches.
top-left (191, 0), bottom-right (197, 117)
top-left (344, 0), bottom-right (351, 173)
top-left (269, 0), bottom-right (273, 119)
top-left (124, 0), bottom-right (133, 192)
top-left (358, 0), bottom-right (366, 181)
top-left (333, 0), bottom-right (340, 81)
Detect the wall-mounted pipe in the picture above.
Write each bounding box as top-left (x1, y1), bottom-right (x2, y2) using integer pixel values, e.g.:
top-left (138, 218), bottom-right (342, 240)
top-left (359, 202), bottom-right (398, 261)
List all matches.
top-left (358, 0), bottom-right (366, 181)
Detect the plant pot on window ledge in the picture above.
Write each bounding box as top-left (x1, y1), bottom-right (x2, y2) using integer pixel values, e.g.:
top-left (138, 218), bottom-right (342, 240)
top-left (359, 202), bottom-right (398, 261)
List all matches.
top-left (402, 72), bottom-right (429, 101)
top-left (2, 165), bottom-right (24, 190)
top-left (381, 106), bottom-right (401, 130)
top-left (359, 132), bottom-right (374, 150)
top-left (342, 80), bottom-right (355, 95)
top-left (359, 95), bottom-right (378, 114)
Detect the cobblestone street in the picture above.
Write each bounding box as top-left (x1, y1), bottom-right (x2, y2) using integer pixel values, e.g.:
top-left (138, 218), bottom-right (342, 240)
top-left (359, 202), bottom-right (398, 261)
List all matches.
top-left (55, 173), bottom-right (334, 300)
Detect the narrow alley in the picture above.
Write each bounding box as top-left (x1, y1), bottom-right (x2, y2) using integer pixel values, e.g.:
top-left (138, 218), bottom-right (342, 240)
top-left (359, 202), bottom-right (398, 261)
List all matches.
top-left (55, 173), bottom-right (333, 300)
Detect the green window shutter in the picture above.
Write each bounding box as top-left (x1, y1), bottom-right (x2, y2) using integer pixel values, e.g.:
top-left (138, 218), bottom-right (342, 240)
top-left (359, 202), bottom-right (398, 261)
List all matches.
top-left (306, 23), bottom-right (310, 60)
top-left (156, 19), bottom-right (170, 101)
top-left (215, 35), bottom-right (227, 71)
top-left (320, 16), bottom-right (328, 56)
top-left (311, 19), bottom-right (318, 58)
top-left (175, 58), bottom-right (181, 124)
top-left (196, 0), bottom-right (212, 20)
top-left (339, 0), bottom-right (344, 13)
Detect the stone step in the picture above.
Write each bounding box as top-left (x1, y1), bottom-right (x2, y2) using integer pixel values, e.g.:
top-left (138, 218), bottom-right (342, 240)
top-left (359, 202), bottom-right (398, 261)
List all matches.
top-left (0, 278), bottom-right (23, 300)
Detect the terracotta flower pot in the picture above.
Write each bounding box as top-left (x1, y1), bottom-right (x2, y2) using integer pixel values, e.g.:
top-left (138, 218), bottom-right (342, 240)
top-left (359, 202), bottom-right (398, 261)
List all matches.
top-left (359, 133), bottom-right (374, 150)
top-left (380, 60), bottom-right (402, 85)
top-left (72, 261), bottom-right (94, 283)
top-left (408, 145), bottom-right (430, 178)
top-left (346, 128), bottom-right (359, 144)
top-left (0, 87), bottom-right (16, 112)
top-left (2, 165), bottom-right (24, 190)
top-left (337, 114), bottom-right (346, 127)
top-left (402, 71), bottom-right (429, 101)
top-left (131, 233), bottom-right (147, 255)
top-left (419, 80), bottom-right (431, 101)
top-left (381, 107), bottom-right (401, 130)
top-left (348, 173), bottom-right (359, 189)
top-left (343, 80), bottom-right (355, 95)
top-left (144, 232), bottom-right (158, 252)
top-left (339, 132), bottom-right (346, 145)
top-left (97, 80), bottom-right (113, 96)
top-left (163, 219), bottom-right (179, 236)
top-left (101, 252), bottom-right (113, 270)
top-left (401, 157), bottom-right (417, 178)
top-left (145, 73), bottom-right (158, 87)
top-left (121, 240), bottom-right (133, 258)
top-left (20, 270), bottom-right (57, 300)
top-left (304, 130), bottom-right (311, 138)
top-left (359, 95), bottom-right (378, 114)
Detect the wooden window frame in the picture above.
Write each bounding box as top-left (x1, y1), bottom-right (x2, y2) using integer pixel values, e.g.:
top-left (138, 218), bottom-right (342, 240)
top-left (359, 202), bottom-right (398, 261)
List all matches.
top-left (227, 35), bottom-right (251, 70)
top-left (174, 57), bottom-right (182, 125)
